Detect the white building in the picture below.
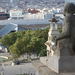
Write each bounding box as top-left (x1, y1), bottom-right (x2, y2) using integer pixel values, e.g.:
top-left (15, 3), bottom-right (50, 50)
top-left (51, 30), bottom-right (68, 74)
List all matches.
top-left (24, 13), bottom-right (44, 19)
top-left (10, 9), bottom-right (24, 19)
top-left (10, 0), bottom-right (18, 4)
top-left (9, 8), bottom-right (61, 20)
top-left (65, 0), bottom-right (75, 4)
top-left (24, 13), bottom-right (53, 19)
top-left (50, 8), bottom-right (61, 13)
top-left (10, 9), bottom-right (53, 20)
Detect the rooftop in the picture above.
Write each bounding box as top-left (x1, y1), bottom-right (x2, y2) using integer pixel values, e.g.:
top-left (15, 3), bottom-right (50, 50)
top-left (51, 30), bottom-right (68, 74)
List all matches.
top-left (49, 18), bottom-right (59, 22)
top-left (0, 19), bottom-right (63, 26)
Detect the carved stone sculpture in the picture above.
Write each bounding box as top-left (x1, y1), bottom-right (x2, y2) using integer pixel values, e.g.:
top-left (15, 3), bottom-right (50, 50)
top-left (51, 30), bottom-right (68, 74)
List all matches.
top-left (52, 3), bottom-right (75, 56)
top-left (40, 3), bottom-right (75, 74)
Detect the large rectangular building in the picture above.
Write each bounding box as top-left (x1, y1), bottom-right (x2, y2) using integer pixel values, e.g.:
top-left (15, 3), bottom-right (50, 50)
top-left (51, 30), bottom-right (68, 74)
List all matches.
top-left (0, 12), bottom-right (9, 20)
top-left (10, 9), bottom-right (24, 19)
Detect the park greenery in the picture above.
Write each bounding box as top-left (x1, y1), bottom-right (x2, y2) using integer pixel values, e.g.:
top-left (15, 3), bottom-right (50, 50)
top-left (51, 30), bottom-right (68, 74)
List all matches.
top-left (0, 26), bottom-right (62, 58)
top-left (1, 26), bottom-right (49, 58)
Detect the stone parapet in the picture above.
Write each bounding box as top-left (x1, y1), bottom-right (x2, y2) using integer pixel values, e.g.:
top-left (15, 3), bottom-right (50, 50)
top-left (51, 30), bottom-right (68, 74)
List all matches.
top-left (40, 56), bottom-right (75, 73)
top-left (32, 60), bottom-right (75, 75)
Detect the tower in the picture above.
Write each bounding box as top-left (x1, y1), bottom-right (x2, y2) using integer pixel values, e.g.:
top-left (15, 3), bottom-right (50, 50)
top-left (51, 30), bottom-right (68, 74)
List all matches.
top-left (45, 17), bottom-right (60, 57)
top-left (48, 17), bottom-right (60, 42)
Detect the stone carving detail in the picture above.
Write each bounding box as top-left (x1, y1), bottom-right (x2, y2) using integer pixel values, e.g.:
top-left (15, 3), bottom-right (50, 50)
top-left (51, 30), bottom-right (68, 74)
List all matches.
top-left (52, 3), bottom-right (75, 56)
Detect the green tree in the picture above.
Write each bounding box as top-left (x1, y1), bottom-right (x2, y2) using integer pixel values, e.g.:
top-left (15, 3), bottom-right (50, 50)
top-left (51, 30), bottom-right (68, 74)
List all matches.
top-left (8, 32), bottom-right (17, 45)
top-left (1, 33), bottom-right (17, 47)
top-left (16, 30), bottom-right (25, 38)
top-left (9, 34), bottom-right (32, 58)
top-left (58, 26), bottom-right (62, 33)
top-left (29, 37), bottom-right (46, 56)
top-left (1, 35), bottom-right (11, 47)
top-left (40, 49), bottom-right (47, 57)
top-left (22, 35), bottom-right (31, 53)
top-left (9, 38), bottom-right (24, 58)
top-left (36, 26), bottom-right (49, 42)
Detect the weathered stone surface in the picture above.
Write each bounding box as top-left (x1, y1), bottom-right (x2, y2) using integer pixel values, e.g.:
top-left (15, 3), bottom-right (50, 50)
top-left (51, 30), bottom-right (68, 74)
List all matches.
top-left (40, 56), bottom-right (59, 73)
top-left (59, 56), bottom-right (75, 73)
top-left (32, 60), bottom-right (60, 75)
top-left (52, 3), bottom-right (75, 55)
top-left (40, 55), bottom-right (75, 73)
top-left (32, 60), bottom-right (75, 75)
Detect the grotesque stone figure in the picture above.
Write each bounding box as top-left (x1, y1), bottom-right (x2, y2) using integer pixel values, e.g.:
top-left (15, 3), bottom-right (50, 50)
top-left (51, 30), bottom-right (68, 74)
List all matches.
top-left (52, 3), bottom-right (75, 56)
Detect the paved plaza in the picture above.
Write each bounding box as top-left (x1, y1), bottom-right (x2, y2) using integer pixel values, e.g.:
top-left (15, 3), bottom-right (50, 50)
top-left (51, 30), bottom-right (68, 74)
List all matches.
top-left (0, 62), bottom-right (36, 75)
top-left (0, 53), bottom-right (36, 75)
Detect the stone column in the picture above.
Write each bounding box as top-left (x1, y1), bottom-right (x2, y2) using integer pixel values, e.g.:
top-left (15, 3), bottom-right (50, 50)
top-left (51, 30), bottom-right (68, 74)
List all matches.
top-left (55, 22), bottom-right (58, 29)
top-left (50, 22), bottom-right (53, 29)
top-left (47, 50), bottom-right (49, 57)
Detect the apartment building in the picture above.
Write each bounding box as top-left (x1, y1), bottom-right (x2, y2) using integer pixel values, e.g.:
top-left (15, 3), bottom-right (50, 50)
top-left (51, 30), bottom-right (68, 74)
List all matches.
top-left (10, 9), bottom-right (24, 19)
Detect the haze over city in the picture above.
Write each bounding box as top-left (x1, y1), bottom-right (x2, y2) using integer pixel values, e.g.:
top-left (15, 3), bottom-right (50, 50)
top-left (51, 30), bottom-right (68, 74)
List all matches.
top-left (0, 0), bottom-right (75, 75)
